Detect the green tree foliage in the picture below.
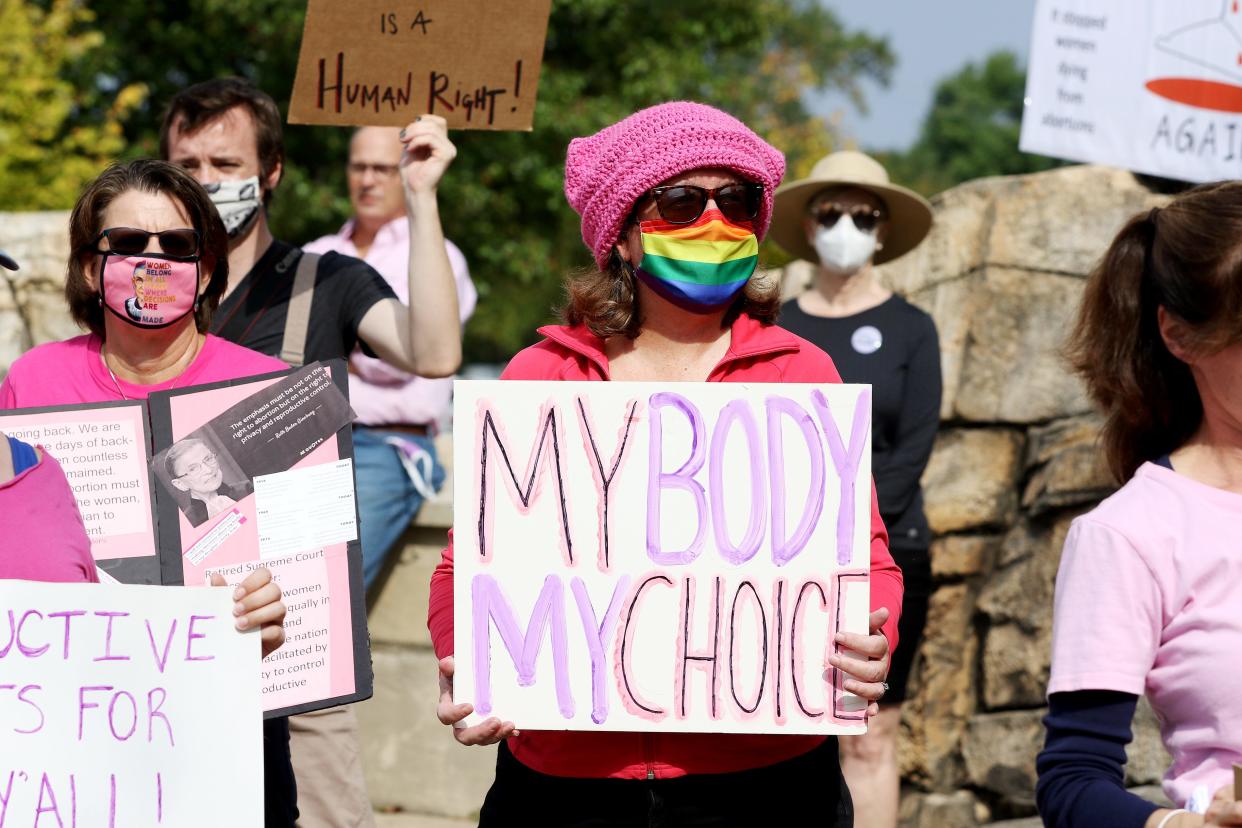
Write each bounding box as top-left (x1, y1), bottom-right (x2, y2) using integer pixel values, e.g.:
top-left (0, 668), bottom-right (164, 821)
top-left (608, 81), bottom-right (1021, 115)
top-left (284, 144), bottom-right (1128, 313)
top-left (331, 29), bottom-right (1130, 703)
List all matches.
top-left (12, 0), bottom-right (892, 361)
top-left (880, 50), bottom-right (1061, 198)
top-left (0, 0), bottom-right (146, 210)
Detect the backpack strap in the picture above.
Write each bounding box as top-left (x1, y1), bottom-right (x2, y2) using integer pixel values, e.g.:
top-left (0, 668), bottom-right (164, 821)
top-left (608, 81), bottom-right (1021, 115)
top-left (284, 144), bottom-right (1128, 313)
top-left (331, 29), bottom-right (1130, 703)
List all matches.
top-left (279, 251), bottom-right (320, 367)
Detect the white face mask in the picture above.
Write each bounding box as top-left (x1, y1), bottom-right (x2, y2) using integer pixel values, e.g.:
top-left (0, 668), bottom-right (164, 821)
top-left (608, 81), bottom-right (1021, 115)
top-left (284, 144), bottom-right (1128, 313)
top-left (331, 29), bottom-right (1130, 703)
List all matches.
top-left (203, 176), bottom-right (262, 239)
top-left (813, 215), bottom-right (877, 275)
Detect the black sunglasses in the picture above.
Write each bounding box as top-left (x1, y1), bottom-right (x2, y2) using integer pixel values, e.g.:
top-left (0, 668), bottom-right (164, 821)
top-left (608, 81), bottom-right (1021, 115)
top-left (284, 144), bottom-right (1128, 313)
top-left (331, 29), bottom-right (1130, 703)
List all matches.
top-left (812, 205), bottom-right (886, 233)
top-left (91, 227), bottom-right (201, 260)
top-left (645, 183), bottom-right (764, 225)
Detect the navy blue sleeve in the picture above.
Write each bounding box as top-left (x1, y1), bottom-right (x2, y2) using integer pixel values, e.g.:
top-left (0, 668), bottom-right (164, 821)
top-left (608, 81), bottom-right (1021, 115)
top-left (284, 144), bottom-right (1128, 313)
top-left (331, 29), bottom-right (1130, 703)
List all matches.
top-left (6, 435), bottom-right (39, 475)
top-left (1036, 691), bottom-right (1162, 828)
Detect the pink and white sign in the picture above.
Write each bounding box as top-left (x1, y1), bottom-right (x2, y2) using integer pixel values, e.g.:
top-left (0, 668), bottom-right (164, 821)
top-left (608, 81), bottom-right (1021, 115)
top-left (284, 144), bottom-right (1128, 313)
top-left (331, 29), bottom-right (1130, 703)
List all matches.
top-left (452, 381), bottom-right (873, 735)
top-left (0, 403), bottom-right (157, 561)
top-left (0, 580), bottom-right (261, 827)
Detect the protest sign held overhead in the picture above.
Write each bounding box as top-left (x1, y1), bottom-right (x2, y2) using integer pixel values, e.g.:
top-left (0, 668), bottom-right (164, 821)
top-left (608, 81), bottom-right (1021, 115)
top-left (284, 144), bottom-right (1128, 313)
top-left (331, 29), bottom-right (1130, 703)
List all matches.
top-left (1021, 0), bottom-right (1242, 182)
top-left (0, 580), bottom-right (261, 827)
top-left (288, 0), bottom-right (553, 130)
top-left (452, 381), bottom-right (874, 735)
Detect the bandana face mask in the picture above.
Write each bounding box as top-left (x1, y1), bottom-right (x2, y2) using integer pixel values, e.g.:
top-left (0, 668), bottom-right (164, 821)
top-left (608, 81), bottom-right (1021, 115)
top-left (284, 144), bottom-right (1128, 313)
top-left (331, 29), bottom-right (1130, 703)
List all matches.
top-left (204, 176), bottom-right (262, 239)
top-left (632, 207), bottom-right (759, 313)
top-left (100, 255), bottom-right (200, 329)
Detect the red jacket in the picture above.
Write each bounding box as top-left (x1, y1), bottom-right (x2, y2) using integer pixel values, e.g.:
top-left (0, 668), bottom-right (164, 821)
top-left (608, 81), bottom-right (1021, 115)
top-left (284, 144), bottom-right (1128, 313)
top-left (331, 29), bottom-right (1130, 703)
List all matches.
top-left (429, 313), bottom-right (903, 779)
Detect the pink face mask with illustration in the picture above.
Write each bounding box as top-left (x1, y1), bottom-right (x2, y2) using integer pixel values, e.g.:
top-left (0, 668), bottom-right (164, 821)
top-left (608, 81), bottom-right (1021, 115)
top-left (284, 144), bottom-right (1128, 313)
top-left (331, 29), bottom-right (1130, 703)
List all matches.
top-left (100, 255), bottom-right (200, 329)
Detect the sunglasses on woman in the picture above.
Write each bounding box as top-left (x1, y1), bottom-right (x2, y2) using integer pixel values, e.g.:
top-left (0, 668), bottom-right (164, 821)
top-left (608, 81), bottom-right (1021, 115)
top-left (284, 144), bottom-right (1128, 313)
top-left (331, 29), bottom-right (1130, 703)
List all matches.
top-left (645, 183), bottom-right (764, 225)
top-left (91, 227), bottom-right (201, 260)
top-left (812, 205), bottom-right (886, 233)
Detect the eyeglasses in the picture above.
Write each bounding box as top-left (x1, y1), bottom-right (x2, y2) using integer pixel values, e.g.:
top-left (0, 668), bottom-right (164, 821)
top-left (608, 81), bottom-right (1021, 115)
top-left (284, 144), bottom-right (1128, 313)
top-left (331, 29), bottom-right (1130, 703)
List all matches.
top-left (174, 452), bottom-right (219, 479)
top-left (812, 204), bottom-right (886, 233)
top-left (347, 162), bottom-right (401, 179)
top-left (92, 227), bottom-right (200, 259)
top-left (644, 183), bottom-right (764, 225)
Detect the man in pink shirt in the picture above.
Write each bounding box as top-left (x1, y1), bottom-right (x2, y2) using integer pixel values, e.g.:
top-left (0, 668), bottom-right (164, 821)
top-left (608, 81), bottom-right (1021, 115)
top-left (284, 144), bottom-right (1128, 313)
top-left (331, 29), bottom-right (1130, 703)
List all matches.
top-left (304, 126), bottom-right (477, 591)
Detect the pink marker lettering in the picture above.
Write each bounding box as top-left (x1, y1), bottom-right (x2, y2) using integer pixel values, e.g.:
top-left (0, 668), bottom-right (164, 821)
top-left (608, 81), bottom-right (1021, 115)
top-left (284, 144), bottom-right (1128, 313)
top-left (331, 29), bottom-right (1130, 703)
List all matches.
top-left (93, 611), bottom-right (130, 662)
top-left (47, 610), bottom-right (85, 659)
top-left (185, 615), bottom-right (215, 661)
top-left (576, 396), bottom-right (640, 569)
top-left (675, 576), bottom-right (723, 720)
top-left (145, 619), bottom-right (178, 673)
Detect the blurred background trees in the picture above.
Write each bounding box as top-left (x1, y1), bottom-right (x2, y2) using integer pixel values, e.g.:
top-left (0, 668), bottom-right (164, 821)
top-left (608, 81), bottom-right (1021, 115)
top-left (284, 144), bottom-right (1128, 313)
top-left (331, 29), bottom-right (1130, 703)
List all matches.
top-left (0, 0), bottom-right (1053, 361)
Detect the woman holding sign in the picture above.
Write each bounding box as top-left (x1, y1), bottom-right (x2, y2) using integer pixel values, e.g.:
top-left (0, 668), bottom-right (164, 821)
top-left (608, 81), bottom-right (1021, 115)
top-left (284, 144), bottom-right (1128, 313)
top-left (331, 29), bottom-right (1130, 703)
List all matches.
top-left (0, 161), bottom-right (294, 825)
top-left (1036, 184), bottom-right (1242, 827)
top-left (429, 102), bottom-right (903, 825)
top-left (768, 150), bottom-right (940, 828)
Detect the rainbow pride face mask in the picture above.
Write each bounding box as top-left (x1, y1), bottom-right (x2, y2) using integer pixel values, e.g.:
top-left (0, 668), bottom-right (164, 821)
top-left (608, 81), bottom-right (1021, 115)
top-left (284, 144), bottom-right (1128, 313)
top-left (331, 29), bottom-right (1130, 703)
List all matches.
top-left (100, 255), bottom-right (200, 329)
top-left (633, 207), bottom-right (759, 312)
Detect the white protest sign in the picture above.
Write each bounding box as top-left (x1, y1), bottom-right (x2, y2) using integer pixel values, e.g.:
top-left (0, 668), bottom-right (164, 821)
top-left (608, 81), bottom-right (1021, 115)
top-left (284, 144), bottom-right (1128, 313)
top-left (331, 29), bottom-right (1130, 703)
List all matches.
top-left (0, 581), bottom-right (261, 827)
top-left (1021, 0), bottom-right (1242, 182)
top-left (453, 381), bottom-right (873, 735)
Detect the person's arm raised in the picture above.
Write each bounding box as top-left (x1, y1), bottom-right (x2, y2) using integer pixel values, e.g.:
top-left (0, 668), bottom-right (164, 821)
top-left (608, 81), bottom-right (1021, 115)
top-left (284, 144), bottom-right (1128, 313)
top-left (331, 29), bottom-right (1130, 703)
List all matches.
top-left (356, 115), bottom-right (462, 378)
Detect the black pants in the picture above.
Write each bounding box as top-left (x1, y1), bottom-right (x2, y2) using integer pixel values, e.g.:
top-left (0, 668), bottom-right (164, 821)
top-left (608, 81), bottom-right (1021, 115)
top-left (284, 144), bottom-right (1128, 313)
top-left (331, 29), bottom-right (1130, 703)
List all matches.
top-left (264, 717), bottom-right (299, 826)
top-left (479, 738), bottom-right (853, 827)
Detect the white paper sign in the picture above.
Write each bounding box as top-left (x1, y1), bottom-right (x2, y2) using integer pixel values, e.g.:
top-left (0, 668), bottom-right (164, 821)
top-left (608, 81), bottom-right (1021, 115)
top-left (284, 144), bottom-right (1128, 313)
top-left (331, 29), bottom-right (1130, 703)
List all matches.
top-left (1021, 0), bottom-right (1242, 182)
top-left (254, 459), bottom-right (358, 559)
top-left (452, 381), bottom-right (873, 735)
top-left (0, 580), bottom-right (262, 827)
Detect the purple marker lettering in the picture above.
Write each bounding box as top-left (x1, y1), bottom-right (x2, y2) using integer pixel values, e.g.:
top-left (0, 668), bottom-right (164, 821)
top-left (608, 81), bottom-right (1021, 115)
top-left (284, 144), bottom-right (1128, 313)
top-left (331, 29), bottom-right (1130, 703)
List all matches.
top-left (0, 770), bottom-right (13, 819)
top-left (790, 580), bottom-right (828, 718)
top-left (147, 689), bottom-right (175, 746)
top-left (34, 772), bottom-right (63, 826)
top-left (766, 396), bottom-right (826, 566)
top-left (16, 610), bottom-right (49, 658)
top-left (728, 582), bottom-right (768, 715)
top-left (647, 393), bottom-right (707, 565)
top-left (675, 576), bottom-right (723, 720)
top-left (185, 616), bottom-right (215, 661)
top-left (570, 575), bottom-right (631, 724)
top-left (0, 610), bottom-right (13, 657)
top-left (708, 399), bottom-right (766, 564)
top-left (47, 611), bottom-right (85, 659)
top-left (575, 397), bottom-right (640, 569)
top-left (109, 772), bottom-right (116, 828)
top-left (477, 404), bottom-right (574, 564)
top-left (157, 771), bottom-right (163, 823)
top-left (811, 389), bottom-right (871, 566)
top-left (108, 690), bottom-right (138, 741)
top-left (616, 574), bottom-right (674, 719)
top-left (15, 685), bottom-right (44, 734)
top-left (145, 619), bottom-right (177, 673)
top-left (78, 685), bottom-right (112, 740)
top-left (70, 772), bottom-right (77, 826)
top-left (92, 611), bottom-right (130, 662)
top-left (471, 574), bottom-right (574, 719)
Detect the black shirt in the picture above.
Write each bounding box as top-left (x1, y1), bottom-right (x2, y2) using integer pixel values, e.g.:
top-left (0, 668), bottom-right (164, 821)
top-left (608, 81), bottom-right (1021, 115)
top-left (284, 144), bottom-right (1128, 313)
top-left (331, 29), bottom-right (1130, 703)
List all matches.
top-left (780, 295), bottom-right (942, 550)
top-left (211, 239), bottom-right (397, 362)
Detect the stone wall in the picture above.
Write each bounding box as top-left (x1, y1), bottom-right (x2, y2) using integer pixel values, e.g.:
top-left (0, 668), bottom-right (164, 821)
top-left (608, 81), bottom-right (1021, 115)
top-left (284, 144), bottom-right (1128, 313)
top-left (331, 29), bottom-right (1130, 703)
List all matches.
top-left (0, 165), bottom-right (1176, 825)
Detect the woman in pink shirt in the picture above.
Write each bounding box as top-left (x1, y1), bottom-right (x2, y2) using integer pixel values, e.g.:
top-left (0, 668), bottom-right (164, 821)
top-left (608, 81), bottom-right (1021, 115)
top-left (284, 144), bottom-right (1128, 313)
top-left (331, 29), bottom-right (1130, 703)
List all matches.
top-left (1037, 182), bottom-right (1242, 828)
top-left (429, 102), bottom-right (904, 825)
top-left (0, 160), bottom-right (295, 824)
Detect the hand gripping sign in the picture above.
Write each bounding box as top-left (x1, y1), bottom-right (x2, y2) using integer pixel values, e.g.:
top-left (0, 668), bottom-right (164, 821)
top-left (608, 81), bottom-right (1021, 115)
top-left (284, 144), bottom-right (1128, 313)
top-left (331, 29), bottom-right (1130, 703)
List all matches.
top-left (452, 381), bottom-right (874, 735)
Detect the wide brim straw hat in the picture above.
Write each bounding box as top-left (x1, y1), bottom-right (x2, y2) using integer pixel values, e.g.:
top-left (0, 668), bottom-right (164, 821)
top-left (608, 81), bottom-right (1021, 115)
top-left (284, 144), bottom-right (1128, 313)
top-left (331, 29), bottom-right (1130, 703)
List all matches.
top-left (769, 150), bottom-right (933, 266)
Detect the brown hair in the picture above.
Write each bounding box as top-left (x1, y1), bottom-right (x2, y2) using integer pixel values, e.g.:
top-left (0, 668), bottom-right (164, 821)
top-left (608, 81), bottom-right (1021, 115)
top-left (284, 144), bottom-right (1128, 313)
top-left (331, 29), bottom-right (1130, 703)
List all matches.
top-left (159, 77), bottom-right (284, 203)
top-left (66, 159), bottom-right (230, 336)
top-left (1066, 180), bottom-right (1242, 482)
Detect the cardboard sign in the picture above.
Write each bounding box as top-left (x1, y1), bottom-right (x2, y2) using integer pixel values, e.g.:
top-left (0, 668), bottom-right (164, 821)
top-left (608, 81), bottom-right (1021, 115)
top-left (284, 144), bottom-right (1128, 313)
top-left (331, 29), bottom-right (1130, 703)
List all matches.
top-left (0, 580), bottom-right (261, 827)
top-left (452, 381), bottom-right (874, 735)
top-left (288, 0), bottom-right (553, 130)
top-left (1021, 0), bottom-right (1242, 181)
top-left (1, 401), bottom-right (160, 584)
top-left (147, 362), bottom-right (372, 718)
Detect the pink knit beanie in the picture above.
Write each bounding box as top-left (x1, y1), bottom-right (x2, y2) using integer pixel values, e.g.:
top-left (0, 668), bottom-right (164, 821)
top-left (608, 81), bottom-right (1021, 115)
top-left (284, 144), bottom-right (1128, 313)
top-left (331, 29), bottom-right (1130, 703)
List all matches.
top-left (564, 101), bottom-right (786, 269)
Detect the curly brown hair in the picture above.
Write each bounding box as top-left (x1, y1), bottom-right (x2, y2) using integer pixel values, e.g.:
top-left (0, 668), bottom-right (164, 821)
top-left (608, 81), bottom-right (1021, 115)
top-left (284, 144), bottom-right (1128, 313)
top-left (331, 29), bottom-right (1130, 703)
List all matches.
top-left (561, 247), bottom-right (781, 340)
top-left (66, 159), bottom-right (230, 337)
top-left (1066, 180), bottom-right (1242, 482)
